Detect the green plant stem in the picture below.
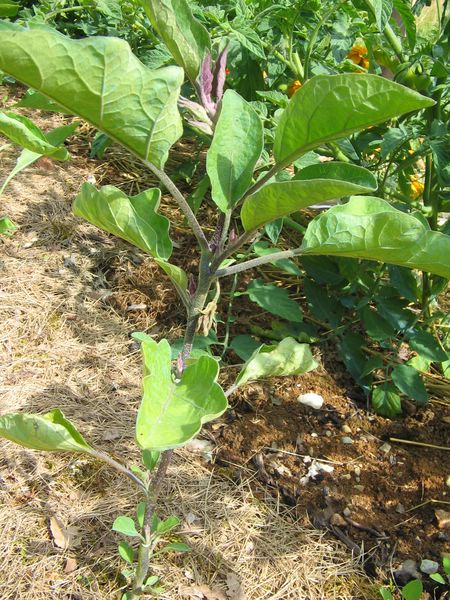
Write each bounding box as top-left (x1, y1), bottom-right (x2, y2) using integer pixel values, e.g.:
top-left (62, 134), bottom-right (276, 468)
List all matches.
top-left (143, 161), bottom-right (209, 251)
top-left (216, 246), bottom-right (303, 277)
top-left (131, 451), bottom-right (173, 599)
top-left (44, 4), bottom-right (93, 21)
top-left (220, 273), bottom-right (238, 359)
top-left (92, 450), bottom-right (147, 494)
top-left (361, 0), bottom-right (404, 61)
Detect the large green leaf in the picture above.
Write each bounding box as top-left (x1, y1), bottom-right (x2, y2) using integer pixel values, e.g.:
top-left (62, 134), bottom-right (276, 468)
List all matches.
top-left (141, 0), bottom-right (210, 81)
top-left (135, 338), bottom-right (227, 451)
top-left (301, 197), bottom-right (450, 279)
top-left (206, 90), bottom-right (263, 212)
top-left (1, 122), bottom-right (79, 195)
top-left (0, 112), bottom-right (69, 160)
top-left (73, 183), bottom-right (172, 260)
top-left (235, 337), bottom-right (318, 388)
top-left (241, 177), bottom-right (376, 231)
top-left (0, 410), bottom-right (92, 453)
top-left (273, 74), bottom-right (434, 166)
top-left (294, 162), bottom-right (378, 192)
top-left (391, 364), bottom-right (428, 403)
top-left (0, 22), bottom-right (183, 169)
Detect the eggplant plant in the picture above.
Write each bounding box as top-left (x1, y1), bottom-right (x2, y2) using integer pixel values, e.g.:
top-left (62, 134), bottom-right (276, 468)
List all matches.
top-left (1, 5), bottom-right (450, 597)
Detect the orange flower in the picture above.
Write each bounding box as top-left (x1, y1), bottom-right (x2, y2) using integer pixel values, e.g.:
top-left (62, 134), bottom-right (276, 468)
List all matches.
top-left (347, 44), bottom-right (369, 70)
top-left (410, 175), bottom-right (424, 199)
top-left (287, 80), bottom-right (302, 97)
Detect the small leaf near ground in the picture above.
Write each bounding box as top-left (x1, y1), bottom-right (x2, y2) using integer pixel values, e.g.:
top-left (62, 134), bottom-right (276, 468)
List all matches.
top-left (391, 365), bottom-right (428, 404)
top-left (372, 383), bottom-right (402, 417)
top-left (112, 516), bottom-right (141, 538)
top-left (245, 279), bottom-right (303, 323)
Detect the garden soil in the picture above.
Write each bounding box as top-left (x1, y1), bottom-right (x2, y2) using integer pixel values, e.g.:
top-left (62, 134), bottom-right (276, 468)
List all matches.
top-left (0, 90), bottom-right (449, 599)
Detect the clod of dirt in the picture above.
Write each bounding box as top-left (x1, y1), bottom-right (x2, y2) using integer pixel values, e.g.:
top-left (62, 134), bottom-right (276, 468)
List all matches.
top-left (435, 509), bottom-right (450, 529)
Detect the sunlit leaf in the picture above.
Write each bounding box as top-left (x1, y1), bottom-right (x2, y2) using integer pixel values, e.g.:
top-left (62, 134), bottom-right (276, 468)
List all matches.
top-left (235, 337), bottom-right (318, 388)
top-left (0, 410), bottom-right (92, 453)
top-left (0, 22), bottom-right (183, 168)
top-left (112, 516), bottom-right (141, 538)
top-left (301, 196), bottom-right (450, 278)
top-left (0, 112), bottom-right (69, 160)
top-left (391, 365), bottom-right (428, 403)
top-left (135, 338), bottom-right (227, 451)
top-left (207, 90), bottom-right (263, 212)
top-left (372, 383), bottom-right (402, 417)
top-left (73, 184), bottom-right (172, 260)
top-left (118, 541), bottom-right (135, 564)
top-left (274, 74), bottom-right (434, 166)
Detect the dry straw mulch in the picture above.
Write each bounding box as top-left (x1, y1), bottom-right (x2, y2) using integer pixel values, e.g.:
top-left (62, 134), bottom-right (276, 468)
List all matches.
top-left (0, 118), bottom-right (377, 599)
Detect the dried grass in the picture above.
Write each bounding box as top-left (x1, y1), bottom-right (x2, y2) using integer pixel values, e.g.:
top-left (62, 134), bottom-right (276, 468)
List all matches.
top-left (1, 122), bottom-right (377, 599)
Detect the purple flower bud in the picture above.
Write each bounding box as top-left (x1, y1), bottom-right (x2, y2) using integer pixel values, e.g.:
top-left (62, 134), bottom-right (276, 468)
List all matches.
top-left (187, 119), bottom-right (214, 136)
top-left (176, 353), bottom-right (185, 376)
top-left (229, 228), bottom-right (237, 243)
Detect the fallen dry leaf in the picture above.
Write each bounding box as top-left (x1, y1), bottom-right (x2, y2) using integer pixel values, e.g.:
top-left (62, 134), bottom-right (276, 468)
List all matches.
top-left (49, 516), bottom-right (70, 549)
top-left (185, 584), bottom-right (227, 600)
top-left (226, 572), bottom-right (246, 600)
top-left (435, 509), bottom-right (450, 530)
top-left (64, 557), bottom-right (78, 573)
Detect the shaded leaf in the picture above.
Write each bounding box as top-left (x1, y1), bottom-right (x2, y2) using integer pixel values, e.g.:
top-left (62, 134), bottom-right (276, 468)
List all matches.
top-left (136, 338), bottom-right (227, 451)
top-left (393, 0), bottom-right (416, 49)
top-left (301, 196), bottom-right (450, 279)
top-left (235, 337), bottom-right (318, 388)
top-left (274, 74), bottom-right (434, 166)
top-left (303, 278), bottom-right (344, 328)
top-left (408, 331), bottom-right (447, 362)
top-left (360, 305), bottom-right (396, 340)
top-left (401, 579), bottom-right (423, 600)
top-left (142, 450), bottom-right (160, 472)
top-left (391, 365), bottom-right (428, 403)
top-left (0, 0), bottom-right (19, 16)
top-left (207, 90), bottom-right (263, 212)
top-left (245, 279), bottom-right (303, 322)
top-left (73, 184), bottom-right (172, 260)
top-left (339, 332), bottom-right (369, 386)
top-left (0, 22), bottom-right (183, 168)
top-left (0, 410), bottom-right (92, 453)
top-left (229, 335), bottom-right (262, 361)
top-left (295, 162), bottom-right (378, 192)
top-left (154, 260), bottom-right (189, 307)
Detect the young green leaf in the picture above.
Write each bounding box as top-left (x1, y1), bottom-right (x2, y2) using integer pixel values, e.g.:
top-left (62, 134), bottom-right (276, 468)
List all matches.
top-left (0, 112), bottom-right (69, 160)
top-left (141, 0), bottom-right (210, 81)
top-left (0, 216), bottom-right (17, 236)
top-left (1, 122), bottom-right (79, 195)
top-left (142, 450), bottom-right (161, 473)
top-left (155, 516), bottom-right (180, 534)
top-left (0, 22), bottom-right (183, 168)
top-left (207, 90), bottom-right (263, 212)
top-left (118, 541), bottom-right (135, 564)
top-left (379, 588), bottom-right (394, 600)
top-left (73, 184), bottom-right (172, 260)
top-left (391, 365), bottom-right (428, 403)
top-left (235, 337), bottom-right (318, 388)
top-left (401, 579), bottom-right (423, 600)
top-left (245, 279), bottom-right (303, 322)
top-left (136, 503), bottom-right (146, 528)
top-left (0, 410), bottom-right (93, 453)
top-left (144, 575), bottom-right (160, 588)
top-left (135, 338), bottom-right (227, 451)
top-left (16, 90), bottom-right (71, 114)
top-left (241, 177), bottom-right (377, 231)
top-left (274, 74), bottom-right (434, 166)
top-left (156, 542), bottom-right (190, 554)
top-left (372, 383), bottom-right (402, 417)
top-left (301, 197), bottom-right (450, 279)
top-left (112, 516), bottom-right (141, 538)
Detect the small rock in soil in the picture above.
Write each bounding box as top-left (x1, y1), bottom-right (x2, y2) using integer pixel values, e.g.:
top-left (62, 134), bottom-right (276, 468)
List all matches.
top-left (354, 466), bottom-right (361, 477)
top-left (297, 392), bottom-right (324, 409)
top-left (380, 442), bottom-right (391, 453)
top-left (325, 430), bottom-right (332, 437)
top-left (435, 509), bottom-right (450, 530)
top-left (396, 503), bottom-right (406, 514)
top-left (354, 485), bottom-right (365, 492)
top-left (420, 559), bottom-right (439, 574)
top-left (343, 507), bottom-right (351, 517)
top-left (127, 303), bottom-right (147, 311)
top-left (341, 436), bottom-right (354, 445)
top-left (341, 424), bottom-right (352, 434)
top-left (330, 513), bottom-right (347, 527)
